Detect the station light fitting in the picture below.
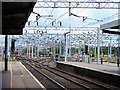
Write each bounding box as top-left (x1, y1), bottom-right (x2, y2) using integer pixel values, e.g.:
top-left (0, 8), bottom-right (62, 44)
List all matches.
top-left (52, 21), bottom-right (62, 27)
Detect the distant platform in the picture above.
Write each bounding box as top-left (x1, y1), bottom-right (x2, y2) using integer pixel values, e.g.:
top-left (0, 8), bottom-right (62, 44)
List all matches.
top-left (56, 61), bottom-right (120, 87)
top-left (57, 61), bottom-right (120, 75)
top-left (1, 61), bottom-right (45, 89)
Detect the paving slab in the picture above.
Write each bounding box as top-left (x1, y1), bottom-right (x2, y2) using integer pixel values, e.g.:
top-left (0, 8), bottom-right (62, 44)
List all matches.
top-left (0, 61), bottom-right (45, 89)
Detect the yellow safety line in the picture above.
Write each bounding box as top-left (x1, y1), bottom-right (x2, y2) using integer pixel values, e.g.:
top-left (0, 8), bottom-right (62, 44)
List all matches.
top-left (10, 62), bottom-right (13, 89)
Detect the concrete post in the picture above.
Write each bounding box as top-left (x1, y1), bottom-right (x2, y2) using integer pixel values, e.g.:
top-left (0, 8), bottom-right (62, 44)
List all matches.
top-left (83, 40), bottom-right (85, 62)
top-left (97, 29), bottom-right (100, 64)
top-left (63, 38), bottom-right (66, 56)
top-left (95, 41), bottom-right (96, 61)
top-left (108, 43), bottom-right (109, 58)
top-left (27, 46), bottom-right (28, 56)
top-left (60, 40), bottom-right (61, 55)
top-left (69, 33), bottom-right (71, 56)
top-left (37, 44), bottom-right (39, 57)
top-left (32, 45), bottom-right (33, 58)
top-left (54, 45), bottom-right (55, 61)
top-left (101, 42), bottom-right (103, 58)
top-left (65, 34), bottom-right (68, 62)
top-left (29, 46), bottom-right (30, 58)
top-left (78, 41), bottom-right (81, 56)
top-left (101, 43), bottom-right (102, 58)
top-left (110, 39), bottom-right (112, 60)
top-left (61, 41), bottom-right (63, 55)
top-left (35, 46), bottom-right (36, 57)
top-left (8, 35), bottom-right (10, 61)
top-left (88, 38), bottom-right (91, 63)
top-left (1, 46), bottom-right (3, 57)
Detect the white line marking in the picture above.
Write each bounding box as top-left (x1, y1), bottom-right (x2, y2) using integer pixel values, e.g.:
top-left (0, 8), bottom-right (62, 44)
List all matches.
top-left (19, 61), bottom-right (46, 90)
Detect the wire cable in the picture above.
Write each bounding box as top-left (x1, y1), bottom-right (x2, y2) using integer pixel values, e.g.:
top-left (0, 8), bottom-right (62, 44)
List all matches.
top-left (42, 8), bottom-right (55, 27)
top-left (84, 13), bottom-right (120, 26)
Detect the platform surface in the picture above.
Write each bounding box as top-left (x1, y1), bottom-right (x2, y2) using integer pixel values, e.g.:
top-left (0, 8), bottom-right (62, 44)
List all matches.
top-left (57, 61), bottom-right (120, 76)
top-left (0, 61), bottom-right (45, 89)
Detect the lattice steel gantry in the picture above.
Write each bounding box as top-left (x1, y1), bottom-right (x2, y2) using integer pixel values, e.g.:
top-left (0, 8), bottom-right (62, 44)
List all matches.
top-left (35, 1), bottom-right (120, 9)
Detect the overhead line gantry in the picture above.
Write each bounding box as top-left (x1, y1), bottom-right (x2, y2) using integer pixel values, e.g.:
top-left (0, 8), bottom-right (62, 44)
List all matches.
top-left (35, 1), bottom-right (120, 9)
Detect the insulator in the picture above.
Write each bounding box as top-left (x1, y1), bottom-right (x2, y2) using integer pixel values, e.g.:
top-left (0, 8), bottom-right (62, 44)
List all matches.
top-left (52, 21), bottom-right (54, 26)
top-left (25, 30), bottom-right (27, 33)
top-left (28, 21), bottom-right (30, 26)
top-left (60, 22), bottom-right (62, 26)
top-left (37, 21), bottom-right (38, 26)
top-left (36, 16), bottom-right (38, 21)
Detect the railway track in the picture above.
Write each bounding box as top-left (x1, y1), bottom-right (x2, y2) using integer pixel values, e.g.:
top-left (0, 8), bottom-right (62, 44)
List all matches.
top-left (21, 59), bottom-right (114, 90)
top-left (42, 65), bottom-right (112, 90)
top-left (45, 65), bottom-right (113, 89)
top-left (22, 61), bottom-right (66, 89)
top-left (23, 61), bottom-right (84, 89)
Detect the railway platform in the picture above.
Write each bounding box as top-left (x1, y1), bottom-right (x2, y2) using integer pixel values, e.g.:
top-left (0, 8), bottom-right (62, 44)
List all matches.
top-left (1, 61), bottom-right (45, 89)
top-left (57, 61), bottom-right (120, 75)
top-left (57, 61), bottom-right (120, 88)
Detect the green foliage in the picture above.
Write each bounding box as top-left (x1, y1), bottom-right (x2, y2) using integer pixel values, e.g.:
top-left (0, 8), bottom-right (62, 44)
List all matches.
top-left (53, 62), bottom-right (57, 67)
top-left (102, 46), bottom-right (117, 55)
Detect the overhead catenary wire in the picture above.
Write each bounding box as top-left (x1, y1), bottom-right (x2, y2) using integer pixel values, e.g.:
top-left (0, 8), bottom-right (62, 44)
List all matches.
top-left (47, 7), bottom-right (87, 27)
top-left (42, 8), bottom-right (55, 27)
top-left (79, 12), bottom-right (119, 27)
top-left (31, 1), bottom-right (90, 27)
top-left (86, 13), bottom-right (120, 26)
top-left (71, 13), bottom-right (101, 22)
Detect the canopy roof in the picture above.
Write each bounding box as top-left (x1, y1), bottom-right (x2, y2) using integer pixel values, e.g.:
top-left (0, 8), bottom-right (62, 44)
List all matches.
top-left (2, 2), bottom-right (36, 35)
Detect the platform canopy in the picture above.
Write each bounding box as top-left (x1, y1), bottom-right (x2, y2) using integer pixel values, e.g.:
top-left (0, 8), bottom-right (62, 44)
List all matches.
top-left (2, 1), bottom-right (36, 35)
top-left (100, 19), bottom-right (120, 35)
top-left (100, 19), bottom-right (120, 29)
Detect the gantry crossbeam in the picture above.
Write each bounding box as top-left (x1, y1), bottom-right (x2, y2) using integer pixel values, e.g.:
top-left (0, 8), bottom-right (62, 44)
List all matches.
top-left (35, 1), bottom-right (120, 9)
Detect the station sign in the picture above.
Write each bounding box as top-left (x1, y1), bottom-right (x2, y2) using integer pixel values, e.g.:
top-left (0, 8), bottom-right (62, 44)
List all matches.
top-left (80, 51), bottom-right (82, 55)
top-left (2, 29), bottom-right (23, 35)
